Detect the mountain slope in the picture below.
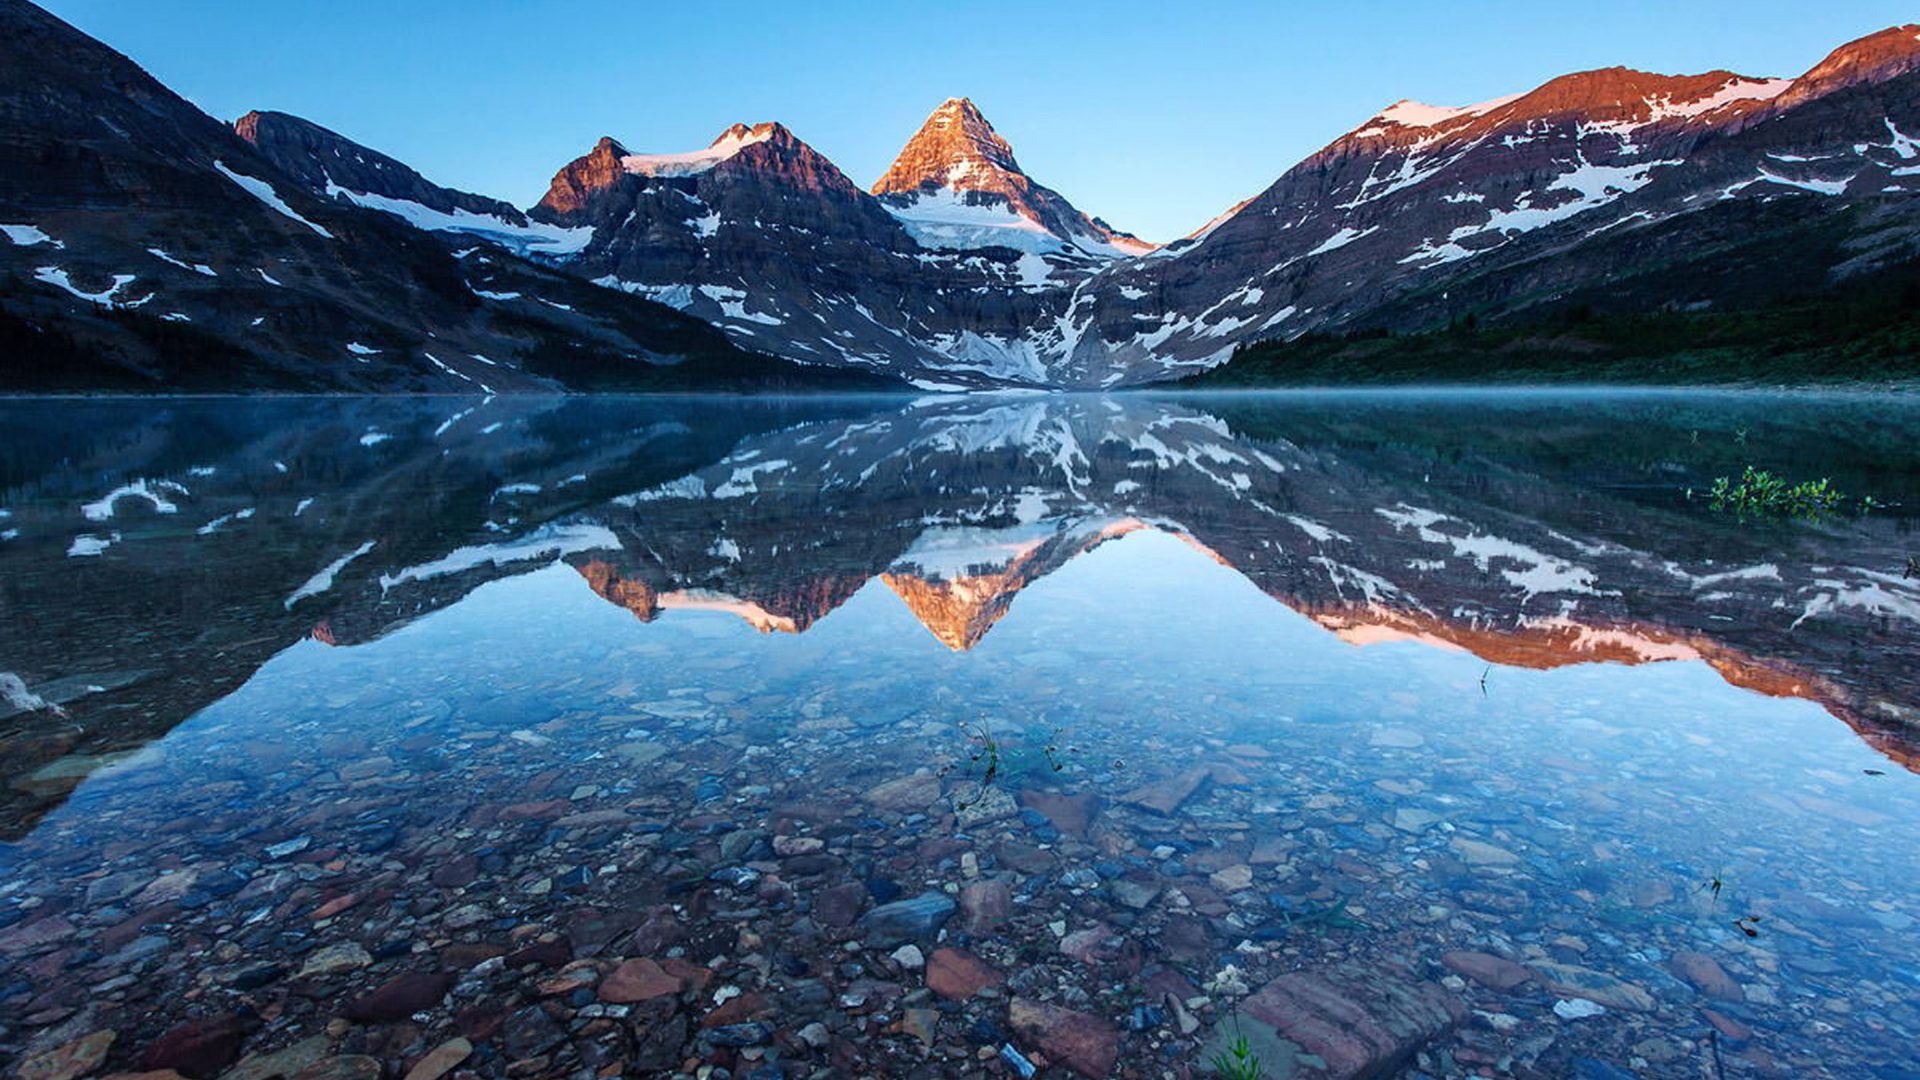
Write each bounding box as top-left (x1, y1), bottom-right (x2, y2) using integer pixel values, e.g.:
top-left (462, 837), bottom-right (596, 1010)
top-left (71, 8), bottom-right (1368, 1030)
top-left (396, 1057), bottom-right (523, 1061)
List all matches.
top-left (234, 109), bottom-right (595, 261)
top-left (1059, 26), bottom-right (1920, 385)
top-left (0, 0), bottom-right (894, 393)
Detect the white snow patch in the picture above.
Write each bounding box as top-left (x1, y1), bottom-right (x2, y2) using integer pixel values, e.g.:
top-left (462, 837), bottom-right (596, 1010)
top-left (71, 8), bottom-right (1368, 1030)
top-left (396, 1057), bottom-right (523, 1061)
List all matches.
top-left (1753, 167), bottom-right (1852, 195)
top-left (2, 224), bottom-right (56, 247)
top-left (324, 183), bottom-right (592, 256)
top-left (82, 478), bottom-right (187, 521)
top-left (378, 523), bottom-right (619, 590)
top-left (1307, 226), bottom-right (1377, 256)
top-left (615, 474), bottom-right (707, 505)
top-left (286, 540), bottom-right (377, 608)
top-left (622, 127), bottom-right (774, 177)
top-left (713, 459), bottom-right (791, 499)
top-left (214, 161), bottom-right (333, 237)
top-left (67, 533), bottom-right (119, 558)
top-left (34, 267), bottom-right (139, 307)
top-left (195, 507), bottom-right (255, 535)
top-left (147, 248), bottom-right (217, 276)
top-left (1362, 94), bottom-right (1525, 132)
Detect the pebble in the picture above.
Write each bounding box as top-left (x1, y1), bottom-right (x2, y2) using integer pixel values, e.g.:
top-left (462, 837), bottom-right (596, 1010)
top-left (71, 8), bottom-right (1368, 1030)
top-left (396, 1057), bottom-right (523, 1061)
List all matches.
top-left (296, 943), bottom-right (372, 978)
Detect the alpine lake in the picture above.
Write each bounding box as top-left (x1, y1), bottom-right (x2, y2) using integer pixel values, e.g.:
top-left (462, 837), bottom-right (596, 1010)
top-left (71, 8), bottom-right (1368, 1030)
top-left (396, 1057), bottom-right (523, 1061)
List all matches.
top-left (1, 390), bottom-right (1917, 1080)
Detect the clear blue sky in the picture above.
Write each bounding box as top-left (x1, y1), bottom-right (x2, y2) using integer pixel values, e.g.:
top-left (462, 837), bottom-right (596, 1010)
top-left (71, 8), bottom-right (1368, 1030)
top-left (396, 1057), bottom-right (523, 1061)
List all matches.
top-left (41, 0), bottom-right (1916, 242)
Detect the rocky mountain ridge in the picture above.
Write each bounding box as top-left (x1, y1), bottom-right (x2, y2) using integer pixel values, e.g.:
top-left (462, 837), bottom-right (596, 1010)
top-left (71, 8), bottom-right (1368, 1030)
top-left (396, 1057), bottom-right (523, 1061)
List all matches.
top-left (4, 0), bottom-right (1918, 389)
top-left (0, 0), bottom-right (899, 393)
top-left (413, 24), bottom-right (1920, 387)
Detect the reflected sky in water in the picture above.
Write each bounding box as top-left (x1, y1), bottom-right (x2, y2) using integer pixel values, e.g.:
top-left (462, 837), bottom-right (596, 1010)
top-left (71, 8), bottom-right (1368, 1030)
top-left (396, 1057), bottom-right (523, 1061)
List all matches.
top-left (1, 391), bottom-right (1917, 1078)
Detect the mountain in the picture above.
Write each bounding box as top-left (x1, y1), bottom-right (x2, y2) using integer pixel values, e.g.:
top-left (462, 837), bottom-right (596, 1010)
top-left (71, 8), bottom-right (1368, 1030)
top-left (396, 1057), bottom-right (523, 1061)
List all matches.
top-left (871, 97), bottom-right (1153, 258)
top-left (3, 0), bottom-right (1918, 389)
top-left (0, 0), bottom-right (899, 393)
top-left (519, 27), bottom-right (1920, 387)
top-left (1056, 26), bottom-right (1920, 384)
top-left (525, 119), bottom-right (1082, 385)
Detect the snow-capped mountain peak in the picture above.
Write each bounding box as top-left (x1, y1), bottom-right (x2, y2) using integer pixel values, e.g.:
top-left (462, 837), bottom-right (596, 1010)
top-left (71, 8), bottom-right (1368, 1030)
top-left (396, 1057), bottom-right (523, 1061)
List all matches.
top-left (870, 97), bottom-right (1153, 258)
top-left (621, 122), bottom-right (780, 178)
top-left (872, 97), bottom-right (1023, 195)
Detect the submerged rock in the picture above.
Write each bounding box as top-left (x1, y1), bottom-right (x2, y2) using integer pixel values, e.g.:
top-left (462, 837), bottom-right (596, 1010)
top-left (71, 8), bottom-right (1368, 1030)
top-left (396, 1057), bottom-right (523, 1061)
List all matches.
top-left (1202, 967), bottom-right (1462, 1079)
top-left (859, 892), bottom-right (955, 947)
top-left (1529, 962), bottom-right (1656, 1012)
top-left (1008, 997), bottom-right (1120, 1079)
top-left (1119, 768), bottom-right (1210, 815)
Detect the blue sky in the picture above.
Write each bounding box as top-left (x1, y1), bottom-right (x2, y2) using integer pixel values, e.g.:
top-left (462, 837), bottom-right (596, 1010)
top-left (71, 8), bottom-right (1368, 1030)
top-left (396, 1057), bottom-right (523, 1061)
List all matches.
top-left (42, 0), bottom-right (1916, 241)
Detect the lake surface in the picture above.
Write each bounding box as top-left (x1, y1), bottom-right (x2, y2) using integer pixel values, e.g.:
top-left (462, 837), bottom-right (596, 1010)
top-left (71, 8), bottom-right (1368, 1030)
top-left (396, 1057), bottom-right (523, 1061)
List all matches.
top-left (1, 391), bottom-right (1917, 1080)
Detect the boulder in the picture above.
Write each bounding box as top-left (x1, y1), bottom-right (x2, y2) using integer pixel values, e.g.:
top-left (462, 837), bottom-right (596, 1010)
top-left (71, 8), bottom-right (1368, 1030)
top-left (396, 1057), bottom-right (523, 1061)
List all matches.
top-left (1202, 967), bottom-right (1463, 1079)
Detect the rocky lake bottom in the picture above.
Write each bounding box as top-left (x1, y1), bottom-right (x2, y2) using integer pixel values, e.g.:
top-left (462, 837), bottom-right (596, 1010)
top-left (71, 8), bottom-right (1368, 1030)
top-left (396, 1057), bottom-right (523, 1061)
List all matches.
top-left (1, 392), bottom-right (1916, 1080)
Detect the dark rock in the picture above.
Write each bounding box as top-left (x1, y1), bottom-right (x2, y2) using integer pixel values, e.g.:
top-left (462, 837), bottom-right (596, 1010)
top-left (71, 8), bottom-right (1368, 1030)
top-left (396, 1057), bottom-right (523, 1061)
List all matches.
top-left (344, 971), bottom-right (456, 1023)
top-left (704, 1021), bottom-right (774, 1047)
top-left (814, 881), bottom-right (869, 929)
top-left (859, 892), bottom-right (955, 947)
top-left (140, 1012), bottom-right (257, 1078)
top-left (500, 1004), bottom-right (566, 1059)
top-left (1007, 997), bottom-right (1120, 1079)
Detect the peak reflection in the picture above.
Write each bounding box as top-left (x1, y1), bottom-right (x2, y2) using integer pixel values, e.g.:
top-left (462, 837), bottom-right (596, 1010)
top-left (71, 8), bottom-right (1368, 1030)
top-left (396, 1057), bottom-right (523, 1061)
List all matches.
top-left (1, 392), bottom-right (1915, 837)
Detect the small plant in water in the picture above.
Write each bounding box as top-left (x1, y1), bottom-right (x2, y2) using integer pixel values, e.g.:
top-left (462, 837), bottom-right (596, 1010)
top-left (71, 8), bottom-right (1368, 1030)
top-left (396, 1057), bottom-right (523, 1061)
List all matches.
top-left (1703, 466), bottom-right (1849, 521)
top-left (1699, 868), bottom-right (1728, 910)
top-left (945, 719), bottom-right (1002, 810)
top-left (1210, 1033), bottom-right (1264, 1080)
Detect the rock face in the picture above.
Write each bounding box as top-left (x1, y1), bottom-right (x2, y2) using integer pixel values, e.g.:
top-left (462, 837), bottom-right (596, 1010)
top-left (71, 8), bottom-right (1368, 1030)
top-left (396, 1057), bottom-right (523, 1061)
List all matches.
top-left (1205, 968), bottom-right (1464, 1079)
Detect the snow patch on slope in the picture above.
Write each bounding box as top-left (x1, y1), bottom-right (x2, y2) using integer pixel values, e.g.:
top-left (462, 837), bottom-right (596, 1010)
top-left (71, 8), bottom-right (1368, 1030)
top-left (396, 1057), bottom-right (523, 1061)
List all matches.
top-left (214, 161), bottom-right (334, 238)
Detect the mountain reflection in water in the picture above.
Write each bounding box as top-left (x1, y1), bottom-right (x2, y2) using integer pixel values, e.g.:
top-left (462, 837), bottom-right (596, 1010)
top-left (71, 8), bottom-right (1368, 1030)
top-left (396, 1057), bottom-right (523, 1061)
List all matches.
top-left (0, 392), bottom-right (1916, 1079)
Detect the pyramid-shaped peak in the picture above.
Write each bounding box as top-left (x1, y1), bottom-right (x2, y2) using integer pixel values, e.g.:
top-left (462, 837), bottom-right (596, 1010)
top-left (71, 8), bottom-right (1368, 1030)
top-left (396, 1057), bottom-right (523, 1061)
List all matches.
top-left (873, 97), bottom-right (1023, 197)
